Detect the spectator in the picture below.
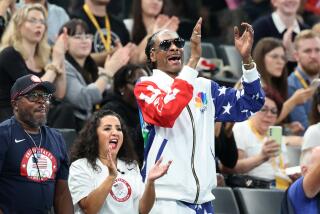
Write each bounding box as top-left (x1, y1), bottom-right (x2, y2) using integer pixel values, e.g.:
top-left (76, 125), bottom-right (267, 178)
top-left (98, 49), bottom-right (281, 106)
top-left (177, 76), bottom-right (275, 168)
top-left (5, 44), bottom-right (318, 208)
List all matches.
top-left (252, 0), bottom-right (308, 59)
top-left (71, 0), bottom-right (131, 66)
top-left (0, 74), bottom-right (73, 213)
top-left (232, 91), bottom-right (288, 180)
top-left (302, 87), bottom-right (320, 151)
top-left (0, 3), bottom-right (67, 123)
top-left (68, 110), bottom-right (171, 213)
top-left (287, 146), bottom-right (320, 213)
top-left (58, 19), bottom-right (132, 131)
top-left (288, 30), bottom-right (320, 131)
top-left (126, 0), bottom-right (179, 63)
top-left (253, 37), bottom-right (313, 133)
top-left (18, 0), bottom-right (70, 45)
top-left (102, 64), bottom-right (149, 165)
top-left (0, 0), bottom-right (15, 38)
top-left (134, 18), bottom-right (265, 212)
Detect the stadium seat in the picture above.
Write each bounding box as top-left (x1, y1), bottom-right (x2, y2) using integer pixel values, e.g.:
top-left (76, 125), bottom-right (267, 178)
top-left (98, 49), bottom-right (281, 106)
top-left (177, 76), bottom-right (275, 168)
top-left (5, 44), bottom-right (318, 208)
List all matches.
top-left (286, 145), bottom-right (301, 167)
top-left (183, 41), bottom-right (217, 64)
top-left (57, 128), bottom-right (77, 152)
top-left (234, 188), bottom-right (285, 214)
top-left (212, 187), bottom-right (240, 214)
top-left (217, 45), bottom-right (242, 79)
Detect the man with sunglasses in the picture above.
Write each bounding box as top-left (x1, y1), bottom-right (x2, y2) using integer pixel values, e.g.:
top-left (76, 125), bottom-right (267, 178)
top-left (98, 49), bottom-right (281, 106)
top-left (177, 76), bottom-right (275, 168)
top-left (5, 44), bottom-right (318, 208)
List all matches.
top-left (0, 74), bottom-right (73, 213)
top-left (134, 18), bottom-right (265, 213)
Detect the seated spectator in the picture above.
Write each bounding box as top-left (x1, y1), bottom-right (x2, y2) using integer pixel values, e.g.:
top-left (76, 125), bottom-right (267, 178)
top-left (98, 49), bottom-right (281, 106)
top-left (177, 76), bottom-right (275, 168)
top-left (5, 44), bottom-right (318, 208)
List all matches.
top-left (102, 64), bottom-right (148, 165)
top-left (302, 87), bottom-right (320, 151)
top-left (0, 3), bottom-right (67, 123)
top-left (17, 0), bottom-right (70, 45)
top-left (253, 37), bottom-right (313, 134)
top-left (127, 0), bottom-right (179, 63)
top-left (68, 110), bottom-right (171, 213)
top-left (71, 0), bottom-right (131, 66)
top-left (0, 74), bottom-right (73, 213)
top-left (287, 146), bottom-right (320, 213)
top-left (232, 92), bottom-right (288, 180)
top-left (58, 19), bottom-right (132, 131)
top-left (288, 30), bottom-right (320, 131)
top-left (252, 0), bottom-right (308, 60)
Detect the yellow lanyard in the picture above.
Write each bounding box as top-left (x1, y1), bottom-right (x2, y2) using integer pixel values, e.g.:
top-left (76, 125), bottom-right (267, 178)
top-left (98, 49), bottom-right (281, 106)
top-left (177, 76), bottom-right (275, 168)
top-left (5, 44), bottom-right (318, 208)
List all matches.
top-left (83, 3), bottom-right (111, 51)
top-left (294, 70), bottom-right (309, 89)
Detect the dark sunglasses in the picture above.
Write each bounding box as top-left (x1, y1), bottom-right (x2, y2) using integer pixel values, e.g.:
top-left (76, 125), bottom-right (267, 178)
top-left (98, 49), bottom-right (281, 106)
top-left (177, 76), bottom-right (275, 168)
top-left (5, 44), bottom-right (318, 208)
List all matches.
top-left (154, 38), bottom-right (185, 51)
top-left (21, 92), bottom-right (52, 102)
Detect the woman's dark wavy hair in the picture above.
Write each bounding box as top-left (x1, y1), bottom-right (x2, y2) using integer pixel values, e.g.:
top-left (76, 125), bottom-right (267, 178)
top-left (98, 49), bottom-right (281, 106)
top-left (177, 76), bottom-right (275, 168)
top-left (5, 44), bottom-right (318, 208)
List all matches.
top-left (131, 0), bottom-right (164, 45)
top-left (310, 87), bottom-right (320, 125)
top-left (253, 37), bottom-right (288, 101)
top-left (70, 110), bottom-right (138, 172)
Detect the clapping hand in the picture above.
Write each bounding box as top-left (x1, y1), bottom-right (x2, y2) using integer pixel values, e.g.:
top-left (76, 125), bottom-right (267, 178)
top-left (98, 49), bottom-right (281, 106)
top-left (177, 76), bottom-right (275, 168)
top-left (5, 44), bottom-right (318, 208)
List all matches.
top-left (105, 148), bottom-right (118, 179)
top-left (187, 17), bottom-right (202, 69)
top-left (147, 157), bottom-right (172, 182)
top-left (234, 23), bottom-right (254, 63)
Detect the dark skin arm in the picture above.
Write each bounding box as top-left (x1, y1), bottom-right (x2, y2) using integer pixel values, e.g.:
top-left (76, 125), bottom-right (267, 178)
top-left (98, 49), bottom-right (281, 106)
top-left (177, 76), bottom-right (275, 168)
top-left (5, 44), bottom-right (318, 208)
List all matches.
top-left (54, 180), bottom-right (74, 214)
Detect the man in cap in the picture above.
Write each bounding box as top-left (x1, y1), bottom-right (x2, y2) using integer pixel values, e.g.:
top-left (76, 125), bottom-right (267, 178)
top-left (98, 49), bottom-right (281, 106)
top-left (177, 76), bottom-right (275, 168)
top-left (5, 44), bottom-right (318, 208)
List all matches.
top-left (0, 74), bottom-right (73, 213)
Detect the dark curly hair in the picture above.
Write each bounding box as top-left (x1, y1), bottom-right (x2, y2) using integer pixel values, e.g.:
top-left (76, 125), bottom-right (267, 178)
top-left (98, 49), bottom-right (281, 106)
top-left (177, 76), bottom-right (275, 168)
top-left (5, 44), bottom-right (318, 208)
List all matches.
top-left (70, 110), bottom-right (138, 172)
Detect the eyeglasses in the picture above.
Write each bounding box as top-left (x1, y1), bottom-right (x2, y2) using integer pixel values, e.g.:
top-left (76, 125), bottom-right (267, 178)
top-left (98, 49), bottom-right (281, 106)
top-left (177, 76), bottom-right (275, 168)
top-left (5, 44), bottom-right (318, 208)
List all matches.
top-left (26, 18), bottom-right (46, 26)
top-left (72, 34), bottom-right (93, 41)
top-left (260, 107), bottom-right (278, 116)
top-left (153, 38), bottom-right (185, 51)
top-left (21, 92), bottom-right (52, 102)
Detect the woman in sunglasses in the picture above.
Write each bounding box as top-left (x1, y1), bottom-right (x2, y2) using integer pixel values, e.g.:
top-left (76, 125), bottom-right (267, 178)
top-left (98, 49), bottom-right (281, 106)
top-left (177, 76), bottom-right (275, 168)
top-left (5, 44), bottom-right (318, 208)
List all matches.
top-left (134, 17), bottom-right (265, 213)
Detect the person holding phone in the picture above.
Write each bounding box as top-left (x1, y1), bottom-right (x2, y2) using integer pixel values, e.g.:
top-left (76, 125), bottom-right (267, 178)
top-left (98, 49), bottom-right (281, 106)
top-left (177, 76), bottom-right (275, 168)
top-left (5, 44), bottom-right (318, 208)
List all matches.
top-left (231, 89), bottom-right (288, 180)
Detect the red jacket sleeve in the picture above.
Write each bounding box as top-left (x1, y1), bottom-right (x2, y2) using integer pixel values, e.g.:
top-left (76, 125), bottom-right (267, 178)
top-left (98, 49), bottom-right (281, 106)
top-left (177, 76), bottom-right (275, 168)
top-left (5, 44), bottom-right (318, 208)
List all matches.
top-left (134, 79), bottom-right (193, 128)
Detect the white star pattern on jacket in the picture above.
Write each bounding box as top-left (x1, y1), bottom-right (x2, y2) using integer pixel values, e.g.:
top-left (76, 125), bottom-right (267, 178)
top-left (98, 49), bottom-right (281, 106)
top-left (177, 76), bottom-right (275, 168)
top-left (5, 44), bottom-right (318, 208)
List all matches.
top-left (222, 102), bottom-right (232, 114)
top-left (218, 86), bottom-right (227, 96)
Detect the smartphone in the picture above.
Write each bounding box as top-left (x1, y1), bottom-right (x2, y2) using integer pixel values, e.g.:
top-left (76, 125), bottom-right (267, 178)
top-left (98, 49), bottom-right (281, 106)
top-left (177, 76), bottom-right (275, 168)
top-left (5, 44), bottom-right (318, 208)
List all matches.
top-left (268, 126), bottom-right (282, 146)
top-left (310, 78), bottom-right (320, 90)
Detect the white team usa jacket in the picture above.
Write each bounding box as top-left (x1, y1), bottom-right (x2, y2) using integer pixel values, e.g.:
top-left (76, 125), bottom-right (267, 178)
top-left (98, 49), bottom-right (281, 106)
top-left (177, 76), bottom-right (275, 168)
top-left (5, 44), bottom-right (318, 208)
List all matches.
top-left (134, 65), bottom-right (265, 204)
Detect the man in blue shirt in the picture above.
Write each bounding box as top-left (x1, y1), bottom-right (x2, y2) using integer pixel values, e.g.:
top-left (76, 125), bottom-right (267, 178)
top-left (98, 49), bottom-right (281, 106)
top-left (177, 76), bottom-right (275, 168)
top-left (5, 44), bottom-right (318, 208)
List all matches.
top-left (0, 74), bottom-right (73, 213)
top-left (288, 29), bottom-right (320, 131)
top-left (288, 146), bottom-right (320, 214)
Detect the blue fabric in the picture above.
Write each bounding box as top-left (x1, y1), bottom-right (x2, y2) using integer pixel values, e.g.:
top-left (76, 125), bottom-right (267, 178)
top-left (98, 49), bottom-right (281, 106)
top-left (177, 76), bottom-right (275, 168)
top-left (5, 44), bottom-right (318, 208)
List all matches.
top-left (155, 139), bottom-right (168, 163)
top-left (140, 125), bottom-right (155, 182)
top-left (288, 177), bottom-right (319, 214)
top-left (287, 67), bottom-right (312, 131)
top-left (0, 117), bottom-right (69, 213)
top-left (181, 201), bottom-right (214, 214)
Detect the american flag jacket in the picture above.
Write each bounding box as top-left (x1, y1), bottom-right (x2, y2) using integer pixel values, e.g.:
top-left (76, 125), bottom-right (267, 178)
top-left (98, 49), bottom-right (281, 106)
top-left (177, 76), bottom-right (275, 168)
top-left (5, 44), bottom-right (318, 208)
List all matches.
top-left (134, 65), bottom-right (265, 204)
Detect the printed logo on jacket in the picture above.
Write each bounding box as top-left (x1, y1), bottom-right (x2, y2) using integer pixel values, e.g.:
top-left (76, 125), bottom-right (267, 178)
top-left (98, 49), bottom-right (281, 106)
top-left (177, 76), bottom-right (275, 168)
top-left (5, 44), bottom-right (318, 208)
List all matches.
top-left (110, 178), bottom-right (132, 202)
top-left (20, 147), bottom-right (57, 182)
top-left (195, 92), bottom-right (208, 112)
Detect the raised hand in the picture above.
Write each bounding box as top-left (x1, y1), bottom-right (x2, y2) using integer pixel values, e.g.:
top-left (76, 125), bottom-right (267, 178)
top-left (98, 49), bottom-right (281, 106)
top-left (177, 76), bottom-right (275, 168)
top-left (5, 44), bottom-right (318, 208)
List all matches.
top-left (234, 23), bottom-right (254, 62)
top-left (105, 148), bottom-right (118, 178)
top-left (187, 17), bottom-right (202, 69)
top-left (147, 157), bottom-right (172, 182)
top-left (52, 27), bottom-right (68, 73)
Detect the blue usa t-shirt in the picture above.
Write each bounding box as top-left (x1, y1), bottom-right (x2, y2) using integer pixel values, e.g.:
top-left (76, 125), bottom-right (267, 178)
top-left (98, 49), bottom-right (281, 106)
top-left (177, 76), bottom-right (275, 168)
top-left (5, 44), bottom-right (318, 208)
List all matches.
top-left (0, 117), bottom-right (69, 214)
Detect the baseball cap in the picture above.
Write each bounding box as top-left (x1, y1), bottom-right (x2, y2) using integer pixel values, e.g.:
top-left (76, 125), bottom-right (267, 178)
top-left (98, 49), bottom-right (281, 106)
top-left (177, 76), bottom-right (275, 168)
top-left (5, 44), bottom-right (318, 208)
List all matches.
top-left (10, 74), bottom-right (55, 100)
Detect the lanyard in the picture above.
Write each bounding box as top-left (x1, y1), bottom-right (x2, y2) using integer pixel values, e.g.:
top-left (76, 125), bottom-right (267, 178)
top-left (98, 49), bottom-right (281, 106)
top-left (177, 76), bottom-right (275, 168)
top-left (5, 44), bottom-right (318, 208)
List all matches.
top-left (294, 70), bottom-right (309, 89)
top-left (83, 3), bottom-right (111, 51)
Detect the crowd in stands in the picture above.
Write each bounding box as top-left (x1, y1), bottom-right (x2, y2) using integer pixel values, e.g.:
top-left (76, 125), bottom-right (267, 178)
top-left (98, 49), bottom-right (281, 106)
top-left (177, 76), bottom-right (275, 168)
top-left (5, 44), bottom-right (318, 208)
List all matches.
top-left (1, 0), bottom-right (320, 213)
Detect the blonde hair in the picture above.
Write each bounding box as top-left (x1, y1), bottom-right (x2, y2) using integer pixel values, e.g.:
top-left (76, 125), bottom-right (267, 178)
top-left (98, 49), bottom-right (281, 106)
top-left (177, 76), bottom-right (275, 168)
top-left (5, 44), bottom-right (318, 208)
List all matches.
top-left (1, 4), bottom-right (50, 69)
top-left (294, 29), bottom-right (319, 50)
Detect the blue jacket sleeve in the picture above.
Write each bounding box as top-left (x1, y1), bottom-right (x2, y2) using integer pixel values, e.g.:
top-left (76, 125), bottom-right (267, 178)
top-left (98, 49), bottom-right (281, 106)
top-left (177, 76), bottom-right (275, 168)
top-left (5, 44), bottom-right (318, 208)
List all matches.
top-left (213, 79), bottom-right (265, 122)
